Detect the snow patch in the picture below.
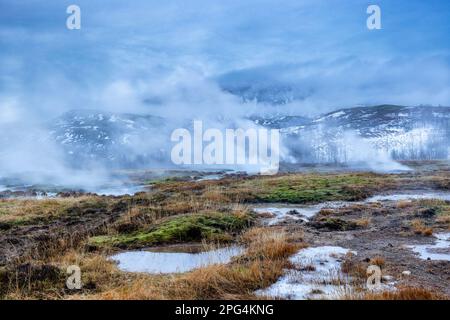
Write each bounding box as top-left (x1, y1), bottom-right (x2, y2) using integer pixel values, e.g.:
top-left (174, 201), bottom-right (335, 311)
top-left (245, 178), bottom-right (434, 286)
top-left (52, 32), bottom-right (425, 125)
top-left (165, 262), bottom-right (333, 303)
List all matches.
top-left (256, 246), bottom-right (355, 300)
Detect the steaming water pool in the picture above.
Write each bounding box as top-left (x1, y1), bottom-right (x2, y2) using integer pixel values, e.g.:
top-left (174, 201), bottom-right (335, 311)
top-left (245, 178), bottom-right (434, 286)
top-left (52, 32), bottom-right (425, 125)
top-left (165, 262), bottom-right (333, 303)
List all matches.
top-left (407, 232), bottom-right (450, 261)
top-left (110, 246), bottom-right (244, 274)
top-left (86, 184), bottom-right (147, 196)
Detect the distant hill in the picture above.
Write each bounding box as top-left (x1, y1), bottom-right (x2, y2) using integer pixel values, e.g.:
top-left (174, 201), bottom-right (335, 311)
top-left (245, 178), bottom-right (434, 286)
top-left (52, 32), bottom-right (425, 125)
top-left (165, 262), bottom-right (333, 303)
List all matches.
top-left (48, 105), bottom-right (450, 168)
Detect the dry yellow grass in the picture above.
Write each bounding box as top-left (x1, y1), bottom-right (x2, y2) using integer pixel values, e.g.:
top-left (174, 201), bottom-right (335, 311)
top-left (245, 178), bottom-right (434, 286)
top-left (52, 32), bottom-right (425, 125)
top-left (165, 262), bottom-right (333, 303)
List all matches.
top-left (369, 256), bottom-right (385, 268)
top-left (0, 197), bottom-right (91, 224)
top-left (340, 252), bottom-right (367, 280)
top-left (202, 187), bottom-right (232, 204)
top-left (410, 219), bottom-right (433, 236)
top-left (436, 215), bottom-right (450, 229)
top-left (355, 217), bottom-right (371, 228)
top-left (318, 209), bottom-right (335, 216)
top-left (68, 228), bottom-right (300, 300)
top-left (361, 287), bottom-right (447, 300)
top-left (396, 200), bottom-right (412, 209)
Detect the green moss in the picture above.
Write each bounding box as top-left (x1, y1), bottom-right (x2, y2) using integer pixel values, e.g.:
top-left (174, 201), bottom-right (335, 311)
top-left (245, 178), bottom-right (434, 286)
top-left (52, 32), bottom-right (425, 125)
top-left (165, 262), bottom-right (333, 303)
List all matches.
top-left (417, 199), bottom-right (450, 217)
top-left (253, 174), bottom-right (380, 204)
top-left (145, 176), bottom-right (188, 186)
top-left (90, 212), bottom-right (253, 248)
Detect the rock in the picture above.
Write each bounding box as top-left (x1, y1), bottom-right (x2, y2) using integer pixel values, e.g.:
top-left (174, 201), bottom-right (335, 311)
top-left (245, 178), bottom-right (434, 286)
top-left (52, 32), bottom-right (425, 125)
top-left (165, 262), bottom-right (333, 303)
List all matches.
top-left (382, 275), bottom-right (394, 282)
top-left (308, 218), bottom-right (360, 231)
top-left (0, 222), bottom-right (12, 231)
top-left (416, 208), bottom-right (437, 218)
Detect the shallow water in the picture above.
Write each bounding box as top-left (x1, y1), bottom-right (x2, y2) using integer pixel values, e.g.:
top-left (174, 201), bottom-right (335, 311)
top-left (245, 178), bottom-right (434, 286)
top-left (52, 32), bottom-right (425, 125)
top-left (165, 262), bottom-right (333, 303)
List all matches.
top-left (110, 246), bottom-right (244, 274)
top-left (408, 232), bottom-right (450, 261)
top-left (253, 207), bottom-right (310, 225)
top-left (253, 191), bottom-right (450, 225)
top-left (0, 183), bottom-right (146, 198)
top-left (256, 246), bottom-right (356, 300)
top-left (87, 184), bottom-right (146, 196)
top-left (196, 174), bottom-right (224, 181)
top-left (366, 192), bottom-right (450, 202)
top-left (253, 202), bottom-right (348, 225)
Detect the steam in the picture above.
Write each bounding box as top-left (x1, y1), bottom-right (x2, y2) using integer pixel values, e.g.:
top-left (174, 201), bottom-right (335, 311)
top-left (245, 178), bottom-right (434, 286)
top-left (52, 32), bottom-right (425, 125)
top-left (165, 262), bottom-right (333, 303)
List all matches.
top-left (1, 0), bottom-right (449, 188)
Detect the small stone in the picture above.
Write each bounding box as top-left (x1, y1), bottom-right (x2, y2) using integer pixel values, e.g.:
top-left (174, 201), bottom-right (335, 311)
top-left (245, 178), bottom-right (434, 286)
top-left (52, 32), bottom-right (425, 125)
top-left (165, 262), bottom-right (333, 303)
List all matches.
top-left (402, 270), bottom-right (411, 276)
top-left (382, 275), bottom-right (394, 282)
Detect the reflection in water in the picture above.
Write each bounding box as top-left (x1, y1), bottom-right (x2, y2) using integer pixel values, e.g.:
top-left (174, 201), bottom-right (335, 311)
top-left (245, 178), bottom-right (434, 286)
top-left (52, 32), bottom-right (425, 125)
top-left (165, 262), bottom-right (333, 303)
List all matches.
top-left (110, 246), bottom-right (244, 274)
top-left (408, 233), bottom-right (450, 261)
top-left (366, 193), bottom-right (450, 202)
top-left (254, 203), bottom-right (344, 225)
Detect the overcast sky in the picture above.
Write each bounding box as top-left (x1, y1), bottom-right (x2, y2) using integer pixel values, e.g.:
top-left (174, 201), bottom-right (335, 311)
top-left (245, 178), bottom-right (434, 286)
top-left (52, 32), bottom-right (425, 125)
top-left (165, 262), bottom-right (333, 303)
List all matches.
top-left (1, 0), bottom-right (449, 119)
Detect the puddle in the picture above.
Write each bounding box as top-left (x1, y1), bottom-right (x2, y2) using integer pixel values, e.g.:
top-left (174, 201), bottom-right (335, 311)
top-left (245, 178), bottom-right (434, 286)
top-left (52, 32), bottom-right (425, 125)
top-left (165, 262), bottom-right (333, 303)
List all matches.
top-left (110, 246), bottom-right (244, 274)
top-left (254, 191), bottom-right (450, 225)
top-left (0, 184), bottom-right (146, 199)
top-left (366, 192), bottom-right (450, 202)
top-left (253, 202), bottom-right (347, 225)
top-left (88, 184), bottom-right (146, 196)
top-left (256, 246), bottom-right (356, 300)
top-left (253, 207), bottom-right (310, 225)
top-left (196, 174), bottom-right (224, 182)
top-left (407, 232), bottom-right (450, 261)
top-left (0, 186), bottom-right (58, 199)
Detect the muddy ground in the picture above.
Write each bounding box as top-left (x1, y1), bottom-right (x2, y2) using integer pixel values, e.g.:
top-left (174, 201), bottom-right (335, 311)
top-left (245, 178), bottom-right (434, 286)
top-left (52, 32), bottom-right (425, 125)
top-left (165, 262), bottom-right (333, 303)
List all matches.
top-left (273, 199), bottom-right (450, 296)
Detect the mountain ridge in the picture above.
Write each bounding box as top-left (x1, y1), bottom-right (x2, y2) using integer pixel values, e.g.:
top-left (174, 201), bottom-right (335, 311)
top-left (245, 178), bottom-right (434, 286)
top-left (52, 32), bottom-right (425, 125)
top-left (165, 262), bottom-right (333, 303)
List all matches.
top-left (48, 105), bottom-right (450, 167)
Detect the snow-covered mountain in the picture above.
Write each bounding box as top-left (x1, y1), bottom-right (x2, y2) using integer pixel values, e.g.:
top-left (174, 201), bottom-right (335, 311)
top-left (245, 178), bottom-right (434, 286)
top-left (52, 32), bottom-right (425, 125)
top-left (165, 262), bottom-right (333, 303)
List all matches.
top-left (49, 110), bottom-right (169, 168)
top-left (250, 115), bottom-right (311, 129)
top-left (47, 105), bottom-right (450, 168)
top-left (222, 84), bottom-right (311, 105)
top-left (280, 105), bottom-right (450, 163)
